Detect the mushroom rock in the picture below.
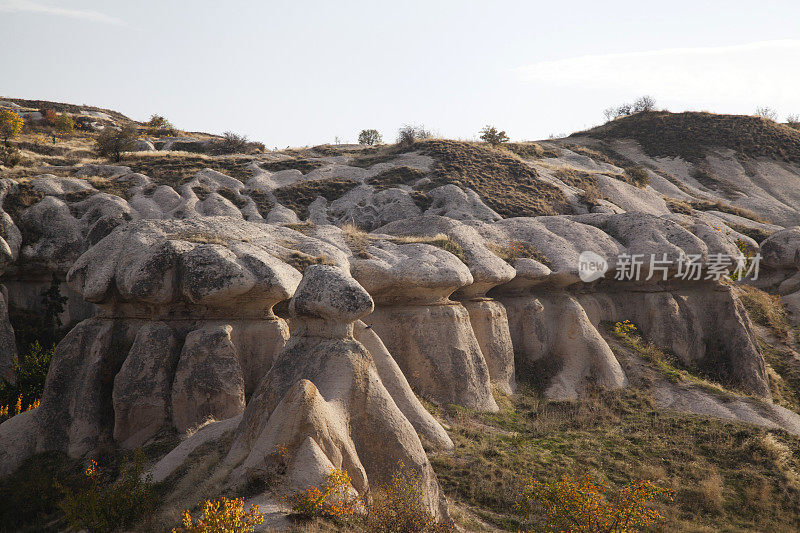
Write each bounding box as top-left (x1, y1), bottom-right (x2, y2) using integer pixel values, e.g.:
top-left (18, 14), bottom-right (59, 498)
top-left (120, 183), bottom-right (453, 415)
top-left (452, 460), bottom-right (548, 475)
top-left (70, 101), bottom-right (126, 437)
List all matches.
top-left (0, 218), bottom-right (326, 469)
top-left (351, 235), bottom-right (498, 412)
top-left (66, 218), bottom-right (305, 397)
top-left (379, 216), bottom-right (517, 394)
top-left (224, 265), bottom-right (448, 519)
top-left (474, 216), bottom-right (625, 399)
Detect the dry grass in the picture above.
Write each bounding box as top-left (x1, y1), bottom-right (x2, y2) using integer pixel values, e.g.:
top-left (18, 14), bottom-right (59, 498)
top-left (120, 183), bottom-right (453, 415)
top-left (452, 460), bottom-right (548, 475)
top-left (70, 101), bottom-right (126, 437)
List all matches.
top-left (341, 223), bottom-right (371, 259)
top-left (689, 199), bottom-right (770, 224)
top-left (272, 179), bottom-right (359, 219)
top-left (261, 159), bottom-right (327, 173)
top-left (579, 111), bottom-right (800, 163)
top-left (285, 251), bottom-right (336, 272)
top-left (487, 241), bottom-right (550, 267)
top-left (737, 286), bottom-right (789, 334)
top-left (366, 166), bottom-right (427, 190)
top-left (366, 166), bottom-right (434, 212)
top-left (385, 233), bottom-right (467, 263)
top-left (119, 153), bottom-right (253, 187)
top-left (551, 167), bottom-right (602, 206)
top-left (665, 197), bottom-right (694, 215)
top-left (504, 142), bottom-right (560, 159)
top-left (429, 383), bottom-right (800, 532)
top-left (418, 140), bottom-right (571, 217)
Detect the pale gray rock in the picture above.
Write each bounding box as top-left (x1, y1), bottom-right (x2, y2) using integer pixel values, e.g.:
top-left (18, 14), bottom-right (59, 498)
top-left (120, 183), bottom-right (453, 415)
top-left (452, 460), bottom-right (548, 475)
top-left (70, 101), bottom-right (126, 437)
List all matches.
top-left (113, 322), bottom-right (181, 448)
top-left (171, 325), bottom-right (246, 433)
top-left (224, 265), bottom-right (449, 519)
top-left (426, 185), bottom-right (502, 222)
top-left (132, 139), bottom-right (156, 152)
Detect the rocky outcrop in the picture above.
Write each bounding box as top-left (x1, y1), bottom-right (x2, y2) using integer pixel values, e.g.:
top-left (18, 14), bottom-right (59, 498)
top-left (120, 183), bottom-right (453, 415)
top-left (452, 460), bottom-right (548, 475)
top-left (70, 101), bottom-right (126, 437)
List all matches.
top-left (351, 235), bottom-right (498, 411)
top-left (223, 265), bottom-right (449, 518)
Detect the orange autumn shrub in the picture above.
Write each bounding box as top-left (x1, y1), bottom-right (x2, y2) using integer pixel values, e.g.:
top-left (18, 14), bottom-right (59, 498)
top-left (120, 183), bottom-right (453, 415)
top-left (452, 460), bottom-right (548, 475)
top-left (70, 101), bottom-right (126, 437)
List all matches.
top-left (173, 497), bottom-right (264, 533)
top-left (290, 467), bottom-right (360, 520)
top-left (516, 474), bottom-right (672, 533)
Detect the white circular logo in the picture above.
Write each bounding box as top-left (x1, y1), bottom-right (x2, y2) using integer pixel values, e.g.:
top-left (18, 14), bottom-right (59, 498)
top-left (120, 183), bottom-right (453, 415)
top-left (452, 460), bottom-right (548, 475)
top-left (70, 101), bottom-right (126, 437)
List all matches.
top-left (578, 251), bottom-right (608, 282)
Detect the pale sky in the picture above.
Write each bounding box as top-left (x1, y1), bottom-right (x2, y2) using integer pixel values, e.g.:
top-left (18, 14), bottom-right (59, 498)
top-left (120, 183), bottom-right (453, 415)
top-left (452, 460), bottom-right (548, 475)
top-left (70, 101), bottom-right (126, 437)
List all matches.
top-left (1, 0), bottom-right (799, 147)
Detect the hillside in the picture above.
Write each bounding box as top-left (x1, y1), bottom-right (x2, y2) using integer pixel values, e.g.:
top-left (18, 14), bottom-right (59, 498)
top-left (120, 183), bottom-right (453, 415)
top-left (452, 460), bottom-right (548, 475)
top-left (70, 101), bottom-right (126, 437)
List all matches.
top-left (3, 99), bottom-right (800, 532)
top-left (576, 111), bottom-right (800, 163)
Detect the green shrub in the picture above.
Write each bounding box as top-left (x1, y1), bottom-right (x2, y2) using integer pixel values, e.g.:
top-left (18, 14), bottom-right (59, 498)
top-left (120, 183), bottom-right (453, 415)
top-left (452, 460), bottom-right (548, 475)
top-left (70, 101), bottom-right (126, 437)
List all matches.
top-left (53, 114), bottom-right (75, 136)
top-left (0, 342), bottom-right (53, 418)
top-left (479, 125), bottom-right (510, 146)
top-left (358, 129), bottom-right (383, 146)
top-left (57, 450), bottom-right (157, 533)
top-left (96, 124), bottom-right (138, 162)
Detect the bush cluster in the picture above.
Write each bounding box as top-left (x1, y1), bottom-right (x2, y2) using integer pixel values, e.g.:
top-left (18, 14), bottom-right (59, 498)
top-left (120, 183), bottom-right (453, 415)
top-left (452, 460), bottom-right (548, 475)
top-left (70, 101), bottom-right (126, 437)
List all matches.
top-left (603, 96), bottom-right (657, 122)
top-left (0, 109), bottom-right (24, 143)
top-left (173, 497), bottom-right (264, 533)
top-left (397, 124), bottom-right (432, 147)
top-left (96, 124), bottom-right (138, 161)
top-left (358, 128), bottom-right (383, 146)
top-left (516, 473), bottom-right (672, 532)
top-left (290, 467), bottom-right (360, 520)
top-left (57, 451), bottom-right (158, 533)
top-left (367, 461), bottom-right (453, 532)
top-left (479, 125), bottom-right (510, 146)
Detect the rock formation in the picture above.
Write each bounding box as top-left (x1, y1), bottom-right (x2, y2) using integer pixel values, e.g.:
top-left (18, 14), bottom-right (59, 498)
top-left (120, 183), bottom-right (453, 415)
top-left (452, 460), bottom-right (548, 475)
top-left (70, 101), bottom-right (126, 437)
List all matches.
top-left (222, 265), bottom-right (448, 517)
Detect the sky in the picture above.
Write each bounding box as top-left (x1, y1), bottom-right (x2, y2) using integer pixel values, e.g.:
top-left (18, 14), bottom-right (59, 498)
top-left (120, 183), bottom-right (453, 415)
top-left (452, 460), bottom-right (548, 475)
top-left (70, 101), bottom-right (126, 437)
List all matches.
top-left (1, 0), bottom-right (799, 147)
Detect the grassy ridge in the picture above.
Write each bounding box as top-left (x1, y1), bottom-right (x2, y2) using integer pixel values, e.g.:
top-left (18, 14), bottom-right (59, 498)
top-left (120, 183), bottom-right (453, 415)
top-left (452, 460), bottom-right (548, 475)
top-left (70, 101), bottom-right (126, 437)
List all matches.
top-left (578, 111), bottom-right (800, 163)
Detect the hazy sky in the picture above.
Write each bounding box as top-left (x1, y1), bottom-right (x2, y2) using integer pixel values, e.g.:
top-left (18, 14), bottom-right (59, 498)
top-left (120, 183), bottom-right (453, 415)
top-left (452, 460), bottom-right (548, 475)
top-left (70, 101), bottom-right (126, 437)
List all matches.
top-left (1, 1), bottom-right (799, 147)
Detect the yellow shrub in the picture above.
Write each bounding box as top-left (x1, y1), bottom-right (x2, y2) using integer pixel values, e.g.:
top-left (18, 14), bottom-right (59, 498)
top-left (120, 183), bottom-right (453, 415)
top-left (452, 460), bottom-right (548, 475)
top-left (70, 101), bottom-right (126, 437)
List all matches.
top-left (516, 474), bottom-right (672, 533)
top-left (367, 461), bottom-right (453, 532)
top-left (0, 109), bottom-right (23, 142)
top-left (613, 320), bottom-right (638, 337)
top-left (173, 497), bottom-right (264, 533)
top-left (290, 467), bottom-right (360, 520)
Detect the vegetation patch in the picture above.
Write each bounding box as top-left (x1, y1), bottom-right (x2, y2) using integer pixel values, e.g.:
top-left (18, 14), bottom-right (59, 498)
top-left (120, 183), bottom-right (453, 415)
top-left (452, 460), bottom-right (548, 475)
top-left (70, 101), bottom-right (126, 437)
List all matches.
top-left (504, 142), bottom-right (560, 159)
top-left (578, 111), bottom-right (800, 163)
top-left (552, 168), bottom-right (602, 206)
top-left (261, 158), bottom-right (326, 173)
top-left (688, 199), bottom-right (770, 224)
top-left (0, 451), bottom-right (84, 532)
top-left (273, 178), bottom-right (359, 219)
top-left (120, 154), bottom-right (252, 187)
top-left (243, 188), bottom-right (273, 217)
top-left (730, 223), bottom-right (775, 243)
top-left (665, 197), bottom-right (693, 215)
top-left (609, 320), bottom-right (726, 392)
top-left (285, 251), bottom-right (337, 272)
top-left (2, 180), bottom-right (44, 220)
top-left (418, 140), bottom-right (571, 217)
top-left (488, 241), bottom-right (550, 267)
top-left (429, 385), bottom-right (800, 532)
top-left (387, 233), bottom-right (467, 263)
top-left (622, 165), bottom-right (650, 188)
top-left (367, 166), bottom-right (427, 190)
top-left (348, 145), bottom-right (407, 168)
top-left (85, 176), bottom-right (134, 199)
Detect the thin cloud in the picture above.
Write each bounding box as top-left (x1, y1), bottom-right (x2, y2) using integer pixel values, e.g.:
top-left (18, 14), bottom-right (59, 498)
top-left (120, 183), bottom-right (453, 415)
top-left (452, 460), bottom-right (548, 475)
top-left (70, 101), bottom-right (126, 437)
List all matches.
top-left (0, 0), bottom-right (125, 26)
top-left (517, 40), bottom-right (800, 107)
